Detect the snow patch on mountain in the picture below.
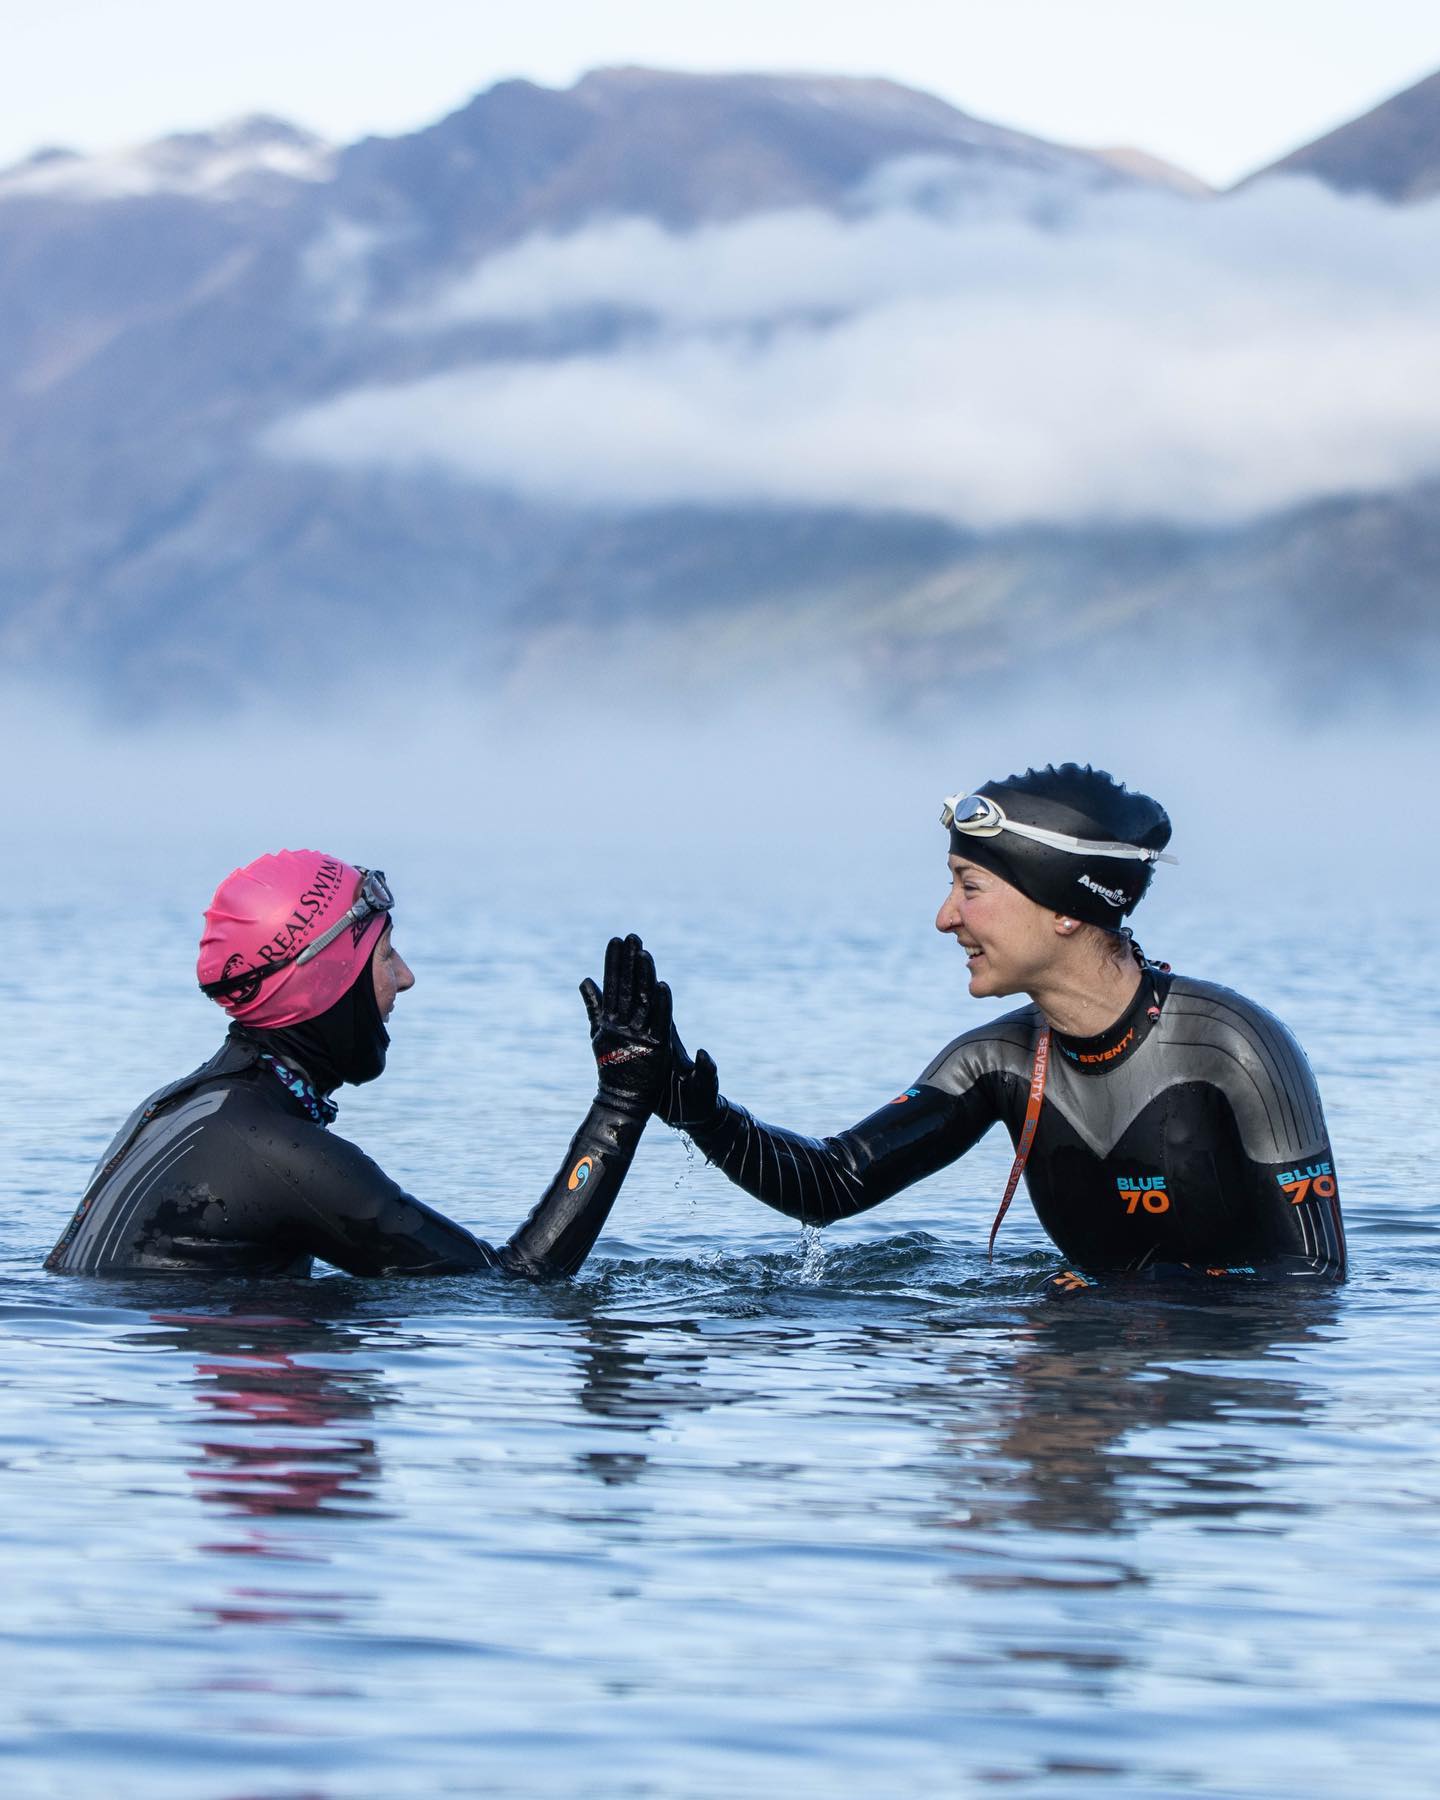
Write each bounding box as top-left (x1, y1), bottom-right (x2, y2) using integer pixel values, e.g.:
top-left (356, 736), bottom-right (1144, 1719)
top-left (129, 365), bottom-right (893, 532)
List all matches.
top-left (0, 116), bottom-right (334, 201)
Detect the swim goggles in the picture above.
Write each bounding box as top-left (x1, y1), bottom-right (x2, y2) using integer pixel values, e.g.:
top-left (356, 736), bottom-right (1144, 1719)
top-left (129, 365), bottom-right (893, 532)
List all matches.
top-left (200, 868), bottom-right (394, 998)
top-left (294, 867), bottom-right (394, 965)
top-left (941, 793), bottom-right (1176, 864)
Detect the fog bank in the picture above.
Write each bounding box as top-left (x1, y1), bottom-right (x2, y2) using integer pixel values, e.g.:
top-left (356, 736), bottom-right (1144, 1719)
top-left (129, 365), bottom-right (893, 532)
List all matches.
top-left (3, 670), bottom-right (1432, 943)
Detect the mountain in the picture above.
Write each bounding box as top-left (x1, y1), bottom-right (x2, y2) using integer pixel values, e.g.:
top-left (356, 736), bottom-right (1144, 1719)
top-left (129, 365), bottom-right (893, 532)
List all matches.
top-left (0, 69), bottom-right (1188, 714)
top-left (1247, 67), bottom-right (1440, 200)
top-left (0, 67), bottom-right (1436, 721)
top-left (336, 66), bottom-right (1140, 236)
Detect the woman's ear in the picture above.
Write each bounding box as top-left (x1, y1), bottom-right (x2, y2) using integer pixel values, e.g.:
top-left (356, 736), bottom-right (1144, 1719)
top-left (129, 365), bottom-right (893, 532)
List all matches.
top-left (1056, 916), bottom-right (1080, 935)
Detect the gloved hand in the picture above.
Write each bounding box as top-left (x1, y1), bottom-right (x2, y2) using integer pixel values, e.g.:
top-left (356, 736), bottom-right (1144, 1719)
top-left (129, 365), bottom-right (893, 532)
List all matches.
top-left (580, 934), bottom-right (673, 1115)
top-left (657, 1022), bottom-right (721, 1131)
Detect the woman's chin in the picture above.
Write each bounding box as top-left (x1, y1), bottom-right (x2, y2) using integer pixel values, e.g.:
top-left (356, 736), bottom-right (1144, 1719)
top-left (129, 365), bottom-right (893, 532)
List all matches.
top-left (968, 962), bottom-right (1020, 1001)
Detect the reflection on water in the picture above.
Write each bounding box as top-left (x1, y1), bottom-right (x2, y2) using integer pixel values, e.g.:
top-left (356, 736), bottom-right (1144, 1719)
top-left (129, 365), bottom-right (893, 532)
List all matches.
top-left (142, 1311), bottom-right (395, 1628)
top-left (934, 1293), bottom-right (1339, 1541)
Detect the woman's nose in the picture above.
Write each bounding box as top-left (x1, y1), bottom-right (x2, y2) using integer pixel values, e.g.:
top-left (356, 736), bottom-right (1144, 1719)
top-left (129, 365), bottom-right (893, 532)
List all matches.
top-left (936, 893), bottom-right (960, 934)
top-left (396, 955), bottom-right (416, 993)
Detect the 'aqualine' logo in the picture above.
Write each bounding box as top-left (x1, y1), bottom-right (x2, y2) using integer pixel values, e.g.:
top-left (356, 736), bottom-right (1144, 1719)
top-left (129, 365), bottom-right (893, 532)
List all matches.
top-left (567, 1156), bottom-right (594, 1192)
top-left (888, 1089), bottom-right (921, 1105)
top-left (1077, 872), bottom-right (1128, 908)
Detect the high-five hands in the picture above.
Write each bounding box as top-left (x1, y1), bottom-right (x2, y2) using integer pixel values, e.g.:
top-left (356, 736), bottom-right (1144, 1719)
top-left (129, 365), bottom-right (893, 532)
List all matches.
top-left (657, 1023), bottom-right (720, 1130)
top-left (580, 934), bottom-right (673, 1116)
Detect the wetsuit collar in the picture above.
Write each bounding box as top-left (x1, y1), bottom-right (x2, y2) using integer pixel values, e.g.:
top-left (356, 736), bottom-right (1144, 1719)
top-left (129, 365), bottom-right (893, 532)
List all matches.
top-left (1053, 969), bottom-right (1171, 1074)
top-left (257, 1053), bottom-right (338, 1125)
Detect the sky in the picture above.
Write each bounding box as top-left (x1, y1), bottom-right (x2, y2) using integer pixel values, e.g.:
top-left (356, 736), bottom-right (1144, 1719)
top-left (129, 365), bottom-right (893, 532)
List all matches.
top-left (6, 0), bottom-right (1440, 188)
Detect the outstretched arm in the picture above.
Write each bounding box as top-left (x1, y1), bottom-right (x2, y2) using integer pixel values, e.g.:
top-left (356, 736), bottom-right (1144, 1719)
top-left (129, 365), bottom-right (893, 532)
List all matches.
top-left (657, 1028), bottom-right (998, 1226)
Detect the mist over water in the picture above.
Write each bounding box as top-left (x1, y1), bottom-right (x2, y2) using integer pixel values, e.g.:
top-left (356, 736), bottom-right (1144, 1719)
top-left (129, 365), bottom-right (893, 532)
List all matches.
top-left (5, 660), bottom-right (1433, 916)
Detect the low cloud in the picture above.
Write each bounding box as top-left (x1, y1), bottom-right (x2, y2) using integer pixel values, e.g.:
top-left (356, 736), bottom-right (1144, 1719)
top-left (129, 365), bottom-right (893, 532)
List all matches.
top-left (273, 174), bottom-right (1440, 528)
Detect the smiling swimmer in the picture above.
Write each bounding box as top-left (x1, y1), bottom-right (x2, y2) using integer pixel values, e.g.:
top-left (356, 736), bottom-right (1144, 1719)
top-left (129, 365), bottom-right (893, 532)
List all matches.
top-left (647, 764), bottom-right (1345, 1288)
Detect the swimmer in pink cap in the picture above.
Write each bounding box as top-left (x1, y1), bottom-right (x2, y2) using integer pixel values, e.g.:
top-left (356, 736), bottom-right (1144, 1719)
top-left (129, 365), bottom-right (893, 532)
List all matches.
top-left (47, 851), bottom-right (669, 1278)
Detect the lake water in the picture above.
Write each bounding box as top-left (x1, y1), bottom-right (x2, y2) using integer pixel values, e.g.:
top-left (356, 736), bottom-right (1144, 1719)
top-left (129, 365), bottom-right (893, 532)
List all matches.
top-left (2, 871), bottom-right (1437, 1799)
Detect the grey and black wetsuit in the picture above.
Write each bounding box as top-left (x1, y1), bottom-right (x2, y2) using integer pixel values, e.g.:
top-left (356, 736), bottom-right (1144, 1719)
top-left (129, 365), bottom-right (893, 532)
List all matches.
top-left (670, 973), bottom-right (1345, 1283)
top-left (46, 1035), bottom-right (642, 1279)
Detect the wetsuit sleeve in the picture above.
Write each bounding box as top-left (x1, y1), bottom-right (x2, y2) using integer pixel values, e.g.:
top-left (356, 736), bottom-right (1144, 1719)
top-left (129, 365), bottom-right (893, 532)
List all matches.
top-left (240, 1097), bottom-right (646, 1279)
top-left (239, 1121), bottom-right (504, 1275)
top-left (1230, 1139), bottom-right (1346, 1282)
top-left (501, 1098), bottom-right (645, 1277)
top-left (1204, 1000), bottom-right (1347, 1283)
top-left (680, 1081), bottom-right (998, 1225)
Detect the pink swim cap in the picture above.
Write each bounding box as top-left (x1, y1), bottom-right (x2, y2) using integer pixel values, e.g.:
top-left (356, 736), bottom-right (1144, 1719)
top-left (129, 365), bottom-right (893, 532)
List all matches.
top-left (197, 850), bottom-right (389, 1028)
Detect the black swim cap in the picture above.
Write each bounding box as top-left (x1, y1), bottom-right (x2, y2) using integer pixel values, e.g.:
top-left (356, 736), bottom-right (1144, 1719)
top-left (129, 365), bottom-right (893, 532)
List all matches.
top-left (945, 763), bottom-right (1172, 927)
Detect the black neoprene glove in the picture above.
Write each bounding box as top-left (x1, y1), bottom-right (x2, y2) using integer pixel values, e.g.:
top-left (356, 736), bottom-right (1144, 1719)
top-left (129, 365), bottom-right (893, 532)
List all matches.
top-left (657, 1022), bottom-right (721, 1131)
top-left (580, 934), bottom-right (673, 1117)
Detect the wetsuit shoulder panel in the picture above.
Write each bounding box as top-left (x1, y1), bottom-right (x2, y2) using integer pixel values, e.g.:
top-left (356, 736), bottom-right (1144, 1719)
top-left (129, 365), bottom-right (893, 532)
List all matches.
top-left (49, 1086), bottom-right (235, 1274)
top-left (1157, 976), bottom-right (1330, 1164)
top-left (917, 1003), bottom-right (1040, 1095)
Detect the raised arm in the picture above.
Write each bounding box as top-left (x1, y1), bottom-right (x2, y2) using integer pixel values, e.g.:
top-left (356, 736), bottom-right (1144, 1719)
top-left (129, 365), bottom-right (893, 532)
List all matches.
top-left (502, 935), bottom-right (671, 1277)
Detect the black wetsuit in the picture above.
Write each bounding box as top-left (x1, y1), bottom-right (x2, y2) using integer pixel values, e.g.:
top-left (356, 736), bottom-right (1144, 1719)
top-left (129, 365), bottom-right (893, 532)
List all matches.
top-left (672, 972), bottom-right (1345, 1283)
top-left (46, 1035), bottom-right (643, 1279)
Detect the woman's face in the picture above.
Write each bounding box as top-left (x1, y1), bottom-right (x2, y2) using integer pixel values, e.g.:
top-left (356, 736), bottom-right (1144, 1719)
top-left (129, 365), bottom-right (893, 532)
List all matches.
top-left (935, 855), bottom-right (1066, 999)
top-left (372, 923), bottom-right (415, 1022)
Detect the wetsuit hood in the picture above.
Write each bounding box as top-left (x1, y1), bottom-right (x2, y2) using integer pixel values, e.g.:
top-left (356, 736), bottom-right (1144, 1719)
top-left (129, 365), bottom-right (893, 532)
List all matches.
top-left (948, 763), bottom-right (1172, 927)
top-left (233, 935), bottom-right (390, 1095)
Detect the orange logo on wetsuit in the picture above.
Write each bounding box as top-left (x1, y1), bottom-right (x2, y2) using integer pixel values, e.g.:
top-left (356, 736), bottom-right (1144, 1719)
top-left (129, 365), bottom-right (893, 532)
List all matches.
top-left (1117, 1175), bottom-right (1170, 1214)
top-left (1076, 1029), bottom-right (1134, 1066)
top-left (567, 1156), bottom-right (594, 1191)
top-left (1276, 1161), bottom-right (1336, 1204)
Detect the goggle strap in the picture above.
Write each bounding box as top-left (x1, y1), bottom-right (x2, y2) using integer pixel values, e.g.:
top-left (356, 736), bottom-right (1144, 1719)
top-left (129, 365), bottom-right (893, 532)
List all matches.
top-left (999, 819), bottom-right (1177, 864)
top-left (294, 903), bottom-right (366, 967)
top-left (198, 960), bottom-right (289, 999)
top-left (943, 795), bottom-right (1176, 865)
